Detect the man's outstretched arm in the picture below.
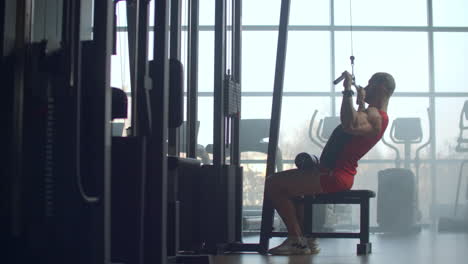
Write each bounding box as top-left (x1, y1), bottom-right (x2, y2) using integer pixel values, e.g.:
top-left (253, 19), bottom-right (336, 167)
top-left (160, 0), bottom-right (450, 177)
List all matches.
top-left (340, 72), bottom-right (382, 137)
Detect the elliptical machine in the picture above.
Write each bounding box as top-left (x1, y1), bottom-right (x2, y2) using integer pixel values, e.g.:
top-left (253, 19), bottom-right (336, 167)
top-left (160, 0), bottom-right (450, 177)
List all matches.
top-left (377, 108), bottom-right (432, 233)
top-left (438, 100), bottom-right (468, 232)
top-left (293, 110), bottom-right (342, 231)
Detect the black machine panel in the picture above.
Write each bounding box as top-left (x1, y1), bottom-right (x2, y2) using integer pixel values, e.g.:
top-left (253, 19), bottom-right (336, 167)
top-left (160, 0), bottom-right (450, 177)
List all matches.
top-left (377, 168), bottom-right (419, 231)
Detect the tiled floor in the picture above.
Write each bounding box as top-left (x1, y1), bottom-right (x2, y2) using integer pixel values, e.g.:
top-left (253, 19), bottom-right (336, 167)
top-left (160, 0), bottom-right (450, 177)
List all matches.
top-left (210, 227), bottom-right (468, 264)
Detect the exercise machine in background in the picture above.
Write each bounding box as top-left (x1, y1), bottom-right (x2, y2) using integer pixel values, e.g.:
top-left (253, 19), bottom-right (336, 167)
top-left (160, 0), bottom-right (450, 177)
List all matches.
top-left (307, 110), bottom-right (344, 231)
top-left (438, 101), bottom-right (468, 233)
top-left (377, 108), bottom-right (432, 233)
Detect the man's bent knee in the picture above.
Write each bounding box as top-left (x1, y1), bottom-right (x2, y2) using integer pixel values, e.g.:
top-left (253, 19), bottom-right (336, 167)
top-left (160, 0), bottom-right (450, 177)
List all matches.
top-left (265, 174), bottom-right (292, 200)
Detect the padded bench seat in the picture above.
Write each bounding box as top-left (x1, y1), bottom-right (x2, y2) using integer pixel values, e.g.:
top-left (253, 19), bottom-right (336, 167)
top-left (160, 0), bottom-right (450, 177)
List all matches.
top-left (304, 190), bottom-right (375, 203)
top-left (271, 189), bottom-right (375, 255)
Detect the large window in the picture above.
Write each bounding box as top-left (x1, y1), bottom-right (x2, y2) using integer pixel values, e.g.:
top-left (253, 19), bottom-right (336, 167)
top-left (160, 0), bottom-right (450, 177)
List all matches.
top-left (110, 0), bottom-right (468, 231)
top-left (433, 0), bottom-right (468, 27)
top-left (334, 31), bottom-right (429, 92)
top-left (237, 0), bottom-right (468, 229)
top-left (284, 31), bottom-right (330, 92)
top-left (434, 33), bottom-right (468, 92)
top-left (334, 0), bottom-right (427, 26)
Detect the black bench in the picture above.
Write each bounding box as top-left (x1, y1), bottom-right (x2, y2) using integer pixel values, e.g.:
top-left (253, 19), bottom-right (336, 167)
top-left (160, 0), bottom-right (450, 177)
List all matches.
top-left (270, 189), bottom-right (375, 255)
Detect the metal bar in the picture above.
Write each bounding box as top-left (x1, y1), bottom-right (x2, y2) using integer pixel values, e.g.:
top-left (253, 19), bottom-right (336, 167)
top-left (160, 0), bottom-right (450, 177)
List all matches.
top-left (259, 0), bottom-right (290, 253)
top-left (330, 0), bottom-right (337, 116)
top-left (129, 90), bottom-right (468, 97)
top-left (304, 199), bottom-right (363, 204)
top-left (309, 233), bottom-right (361, 238)
top-left (187, 0), bottom-right (199, 159)
top-left (93, 0), bottom-right (114, 261)
top-left (170, 0), bottom-right (181, 59)
top-left (168, 0), bottom-right (182, 156)
top-left (9, 0), bottom-right (31, 240)
top-left (228, 243), bottom-right (259, 252)
top-left (135, 0), bottom-right (151, 136)
top-left (116, 25), bottom-right (468, 32)
top-left (230, 0), bottom-right (241, 166)
top-left (360, 199), bottom-right (370, 243)
top-left (237, 158), bottom-right (468, 164)
top-left (0, 0), bottom-right (17, 54)
top-left (454, 161), bottom-right (468, 216)
top-left (404, 143), bottom-right (411, 169)
top-left (271, 231), bottom-right (361, 239)
top-left (213, 0), bottom-right (227, 166)
top-left (145, 0), bottom-right (170, 263)
top-left (194, 91), bottom-right (468, 97)
top-left (241, 25), bottom-right (468, 32)
top-left (427, 0), bottom-right (437, 223)
top-left (232, 0), bottom-right (243, 242)
top-left (304, 203), bottom-right (313, 234)
top-left (231, 0), bottom-right (242, 83)
top-left (126, 0), bottom-right (139, 133)
top-left (1, 0), bottom-right (16, 244)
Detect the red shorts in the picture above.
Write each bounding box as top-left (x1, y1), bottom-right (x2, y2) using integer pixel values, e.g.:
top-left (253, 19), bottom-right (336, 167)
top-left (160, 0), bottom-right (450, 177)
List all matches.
top-left (319, 167), bottom-right (354, 193)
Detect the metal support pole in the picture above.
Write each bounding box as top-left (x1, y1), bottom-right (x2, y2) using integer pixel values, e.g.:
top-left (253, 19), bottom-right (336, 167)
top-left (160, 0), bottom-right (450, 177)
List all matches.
top-left (135, 0), bottom-right (151, 136)
top-left (144, 0), bottom-right (170, 263)
top-left (187, 0), bottom-right (199, 159)
top-left (10, 0), bottom-right (32, 240)
top-left (92, 0), bottom-right (114, 262)
top-left (168, 0), bottom-right (182, 156)
top-left (169, 0), bottom-right (181, 60)
top-left (230, 0), bottom-right (242, 166)
top-left (259, 0), bottom-right (290, 253)
top-left (126, 0), bottom-right (140, 134)
top-left (213, 0), bottom-right (227, 167)
top-left (426, 0), bottom-right (437, 224)
top-left (232, 0), bottom-right (242, 242)
top-left (330, 0), bottom-right (337, 116)
top-left (1, 0), bottom-right (18, 250)
top-left (404, 142), bottom-right (411, 170)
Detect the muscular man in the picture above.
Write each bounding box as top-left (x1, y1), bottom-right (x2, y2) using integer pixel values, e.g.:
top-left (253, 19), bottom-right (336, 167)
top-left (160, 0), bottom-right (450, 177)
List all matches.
top-left (266, 71), bottom-right (395, 255)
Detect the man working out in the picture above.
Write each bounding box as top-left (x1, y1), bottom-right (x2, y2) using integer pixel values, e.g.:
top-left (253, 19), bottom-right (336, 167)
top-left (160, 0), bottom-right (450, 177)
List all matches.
top-left (266, 71), bottom-right (395, 255)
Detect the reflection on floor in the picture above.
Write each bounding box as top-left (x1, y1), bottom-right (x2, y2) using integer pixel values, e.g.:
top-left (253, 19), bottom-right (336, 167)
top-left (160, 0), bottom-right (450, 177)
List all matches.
top-left (212, 228), bottom-right (468, 264)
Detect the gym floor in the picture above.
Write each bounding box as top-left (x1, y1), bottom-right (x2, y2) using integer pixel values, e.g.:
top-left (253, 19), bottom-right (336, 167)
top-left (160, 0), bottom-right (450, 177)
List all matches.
top-left (210, 228), bottom-right (468, 264)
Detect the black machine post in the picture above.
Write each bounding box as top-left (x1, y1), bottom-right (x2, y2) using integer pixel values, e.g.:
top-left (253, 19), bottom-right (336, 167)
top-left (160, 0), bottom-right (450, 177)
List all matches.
top-left (1, 0), bottom-right (17, 258)
top-left (4, 0), bottom-right (114, 262)
top-left (186, 0), bottom-right (200, 159)
top-left (212, 0), bottom-right (227, 167)
top-left (110, 2), bottom-right (150, 263)
top-left (143, 0), bottom-right (170, 264)
top-left (3, 0), bottom-right (31, 262)
top-left (109, 3), bottom-right (149, 263)
top-left (259, 0), bottom-right (291, 254)
top-left (86, 0), bottom-right (114, 260)
top-left (168, 0), bottom-right (184, 155)
top-left (167, 0), bottom-right (183, 257)
top-left (133, 0), bottom-right (153, 136)
top-left (191, 0), bottom-right (244, 254)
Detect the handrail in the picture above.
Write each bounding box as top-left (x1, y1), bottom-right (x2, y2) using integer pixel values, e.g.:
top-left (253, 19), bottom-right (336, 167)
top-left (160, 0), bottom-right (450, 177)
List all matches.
top-left (456, 100), bottom-right (468, 152)
top-left (308, 110), bottom-right (324, 149)
top-left (453, 160), bottom-right (468, 217)
top-left (415, 107), bottom-right (433, 169)
top-left (381, 122), bottom-right (401, 168)
top-left (316, 119), bottom-right (328, 144)
top-left (414, 107), bottom-right (432, 210)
